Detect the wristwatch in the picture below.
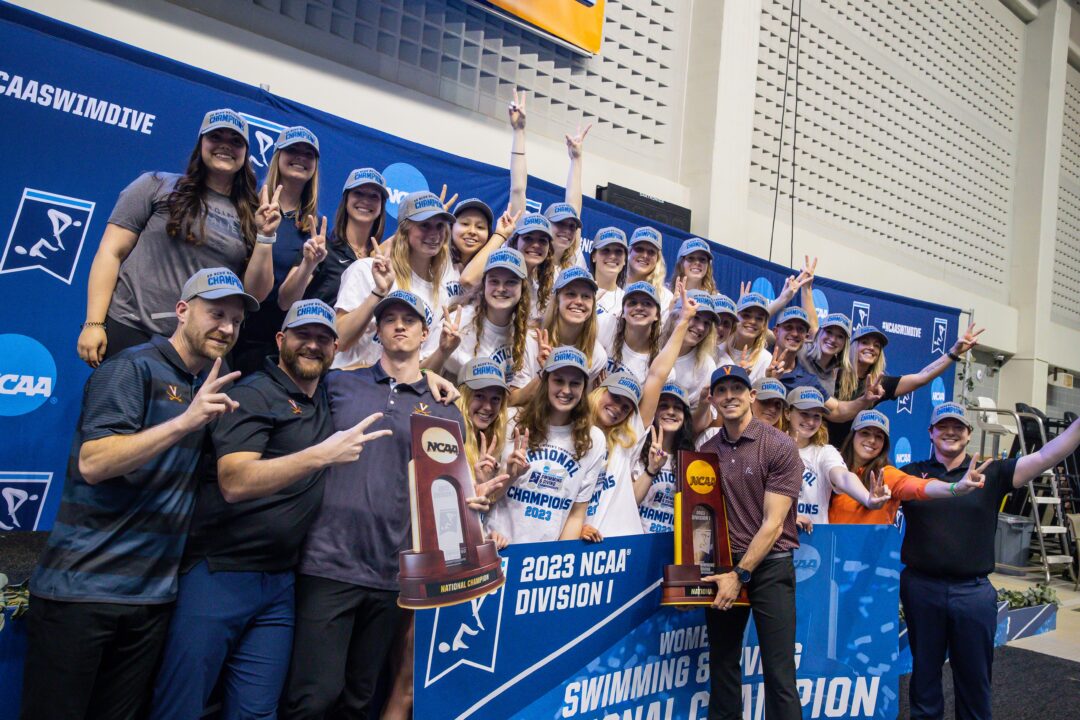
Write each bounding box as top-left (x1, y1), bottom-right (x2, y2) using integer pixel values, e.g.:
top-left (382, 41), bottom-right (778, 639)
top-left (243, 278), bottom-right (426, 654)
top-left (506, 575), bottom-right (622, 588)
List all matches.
top-left (733, 565), bottom-right (752, 584)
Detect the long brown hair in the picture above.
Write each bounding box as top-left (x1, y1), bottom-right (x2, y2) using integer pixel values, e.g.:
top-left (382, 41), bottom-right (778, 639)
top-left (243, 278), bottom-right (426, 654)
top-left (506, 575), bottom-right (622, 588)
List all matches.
top-left (166, 136), bottom-right (258, 252)
top-left (513, 232), bottom-right (555, 316)
top-left (839, 430), bottom-right (891, 490)
top-left (456, 385), bottom-right (508, 472)
top-left (388, 218), bottom-right (450, 312)
top-left (517, 373), bottom-right (594, 459)
top-left (610, 302), bottom-right (661, 368)
top-left (470, 274), bottom-right (531, 375)
top-left (543, 287), bottom-right (599, 368)
top-left (264, 149), bottom-right (320, 234)
top-left (332, 189), bottom-right (386, 254)
top-left (669, 256), bottom-right (717, 293)
top-left (838, 341), bottom-right (887, 401)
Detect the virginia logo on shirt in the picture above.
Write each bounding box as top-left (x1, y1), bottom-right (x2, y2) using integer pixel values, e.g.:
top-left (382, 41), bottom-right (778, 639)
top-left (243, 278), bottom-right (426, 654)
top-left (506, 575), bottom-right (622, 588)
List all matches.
top-left (288, 398), bottom-right (303, 415)
top-left (165, 385), bottom-right (184, 403)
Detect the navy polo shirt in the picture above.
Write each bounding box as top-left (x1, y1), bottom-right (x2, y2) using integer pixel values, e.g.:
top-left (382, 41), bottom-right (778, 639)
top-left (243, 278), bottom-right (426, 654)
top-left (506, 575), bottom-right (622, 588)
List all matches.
top-left (777, 359), bottom-right (832, 400)
top-left (183, 358), bottom-right (333, 573)
top-left (31, 336), bottom-right (211, 604)
top-left (295, 233), bottom-right (359, 307)
top-left (900, 455), bottom-right (1017, 579)
top-left (298, 361), bottom-right (465, 591)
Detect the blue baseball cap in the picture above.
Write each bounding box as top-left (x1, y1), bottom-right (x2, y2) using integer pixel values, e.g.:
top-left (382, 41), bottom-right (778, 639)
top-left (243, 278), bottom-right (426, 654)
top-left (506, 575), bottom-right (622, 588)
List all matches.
top-left (282, 299), bottom-right (337, 336)
top-left (544, 346), bottom-right (588, 376)
top-left (630, 226), bottom-right (662, 249)
top-left (623, 281), bottom-right (660, 306)
top-left (852, 324), bottom-right (889, 348)
top-left (513, 212), bottom-right (553, 240)
top-left (181, 267), bottom-right (259, 311)
top-left (342, 168), bottom-right (389, 198)
top-left (736, 292), bottom-right (770, 315)
top-left (930, 402), bottom-right (971, 429)
top-left (853, 409), bottom-right (890, 435)
top-left (555, 266), bottom-right (598, 292)
top-left (752, 378), bottom-right (787, 402)
top-left (274, 126), bottom-right (320, 155)
top-left (774, 306), bottom-right (811, 329)
top-left (674, 289), bottom-right (717, 319)
top-left (452, 198), bottom-right (494, 229)
top-left (398, 191), bottom-right (455, 224)
top-left (710, 364), bottom-right (752, 390)
top-left (484, 248), bottom-right (527, 279)
top-left (591, 227), bottom-right (628, 251)
top-left (711, 294), bottom-right (738, 320)
top-left (199, 109), bottom-right (248, 142)
top-left (601, 372), bottom-right (643, 407)
top-left (460, 358), bottom-right (508, 391)
top-left (820, 313), bottom-right (852, 336)
top-left (660, 382), bottom-right (690, 407)
top-left (372, 289), bottom-right (432, 327)
top-left (677, 237), bottom-right (711, 260)
top-left (787, 386), bottom-right (826, 410)
top-left (544, 202), bottom-right (581, 227)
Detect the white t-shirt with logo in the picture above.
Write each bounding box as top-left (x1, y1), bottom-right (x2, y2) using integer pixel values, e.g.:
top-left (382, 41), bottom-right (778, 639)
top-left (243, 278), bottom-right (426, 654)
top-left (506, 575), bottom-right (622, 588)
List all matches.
top-left (332, 258), bottom-right (457, 368)
top-left (717, 347), bottom-right (773, 385)
top-left (595, 287), bottom-right (625, 319)
top-left (666, 352), bottom-right (716, 407)
top-left (605, 344), bottom-right (651, 382)
top-left (484, 419), bottom-right (606, 544)
top-left (586, 414), bottom-right (647, 538)
top-left (637, 455), bottom-right (676, 533)
top-left (444, 305), bottom-right (515, 384)
top-left (510, 334), bottom-right (607, 388)
top-left (796, 443), bottom-right (847, 525)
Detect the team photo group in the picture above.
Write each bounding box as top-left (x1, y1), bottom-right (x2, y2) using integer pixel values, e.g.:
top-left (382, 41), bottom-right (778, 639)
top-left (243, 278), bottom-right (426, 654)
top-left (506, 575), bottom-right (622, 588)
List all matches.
top-left (19, 97), bottom-right (1080, 720)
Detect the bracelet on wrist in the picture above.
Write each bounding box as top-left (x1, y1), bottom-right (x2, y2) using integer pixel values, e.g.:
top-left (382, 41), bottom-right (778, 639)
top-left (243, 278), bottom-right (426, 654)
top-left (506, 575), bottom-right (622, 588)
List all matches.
top-left (372, 290), bottom-right (387, 299)
top-left (646, 466), bottom-right (661, 478)
top-left (491, 232), bottom-right (506, 241)
top-left (511, 151), bottom-right (525, 156)
top-left (82, 321), bottom-right (106, 329)
top-left (947, 350), bottom-right (962, 362)
top-left (256, 233), bottom-right (277, 245)
top-left (949, 482), bottom-right (958, 496)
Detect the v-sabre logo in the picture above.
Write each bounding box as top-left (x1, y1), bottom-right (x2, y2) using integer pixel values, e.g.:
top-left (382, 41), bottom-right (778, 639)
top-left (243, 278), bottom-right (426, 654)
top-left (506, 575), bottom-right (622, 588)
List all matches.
top-left (422, 427), bottom-right (459, 464)
top-left (0, 471), bottom-right (52, 531)
top-left (0, 335), bottom-right (56, 417)
top-left (851, 301), bottom-right (870, 330)
top-left (0, 189), bottom-right (95, 284)
top-left (931, 318), bottom-right (949, 355)
top-left (382, 163), bottom-right (430, 219)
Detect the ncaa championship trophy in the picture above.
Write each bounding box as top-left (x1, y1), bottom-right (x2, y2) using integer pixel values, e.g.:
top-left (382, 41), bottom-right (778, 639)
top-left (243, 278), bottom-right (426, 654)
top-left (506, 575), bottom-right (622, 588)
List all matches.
top-left (661, 451), bottom-right (749, 606)
top-left (398, 414), bottom-right (505, 609)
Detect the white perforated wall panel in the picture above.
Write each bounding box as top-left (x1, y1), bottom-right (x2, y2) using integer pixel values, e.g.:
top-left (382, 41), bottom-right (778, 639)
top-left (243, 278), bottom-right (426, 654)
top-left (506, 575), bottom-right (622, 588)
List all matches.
top-left (751, 0), bottom-right (1022, 290)
top-left (1053, 65), bottom-right (1080, 326)
top-left (164, 0), bottom-right (689, 173)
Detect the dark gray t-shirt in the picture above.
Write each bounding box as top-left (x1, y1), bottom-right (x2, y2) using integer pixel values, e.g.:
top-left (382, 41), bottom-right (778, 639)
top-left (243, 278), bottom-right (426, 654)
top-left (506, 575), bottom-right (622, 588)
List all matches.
top-left (108, 172), bottom-right (249, 336)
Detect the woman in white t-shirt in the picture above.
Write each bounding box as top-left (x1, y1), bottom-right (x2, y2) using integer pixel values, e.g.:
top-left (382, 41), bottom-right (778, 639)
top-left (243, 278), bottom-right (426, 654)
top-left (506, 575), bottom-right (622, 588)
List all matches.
top-left (485, 347), bottom-right (605, 544)
top-left (634, 383), bottom-right (696, 534)
top-left (717, 292), bottom-right (773, 384)
top-left (510, 267), bottom-right (607, 405)
top-left (662, 288), bottom-right (718, 407)
top-left (588, 227), bottom-right (628, 319)
top-left (332, 190), bottom-right (455, 368)
top-left (598, 282), bottom-right (663, 381)
top-left (784, 385), bottom-right (889, 533)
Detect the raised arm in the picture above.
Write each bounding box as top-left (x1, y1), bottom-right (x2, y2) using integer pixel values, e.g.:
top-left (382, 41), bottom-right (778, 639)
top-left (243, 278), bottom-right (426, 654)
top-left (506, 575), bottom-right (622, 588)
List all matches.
top-left (508, 89), bottom-right (528, 217)
top-left (1014, 416), bottom-right (1080, 488)
top-left (640, 286), bottom-right (697, 425)
top-left (564, 123), bottom-right (591, 214)
top-left (277, 215), bottom-right (328, 310)
top-left (457, 207), bottom-right (520, 293)
top-left (894, 321), bottom-right (984, 397)
top-left (244, 184), bottom-right (284, 302)
top-left (334, 240), bottom-right (393, 352)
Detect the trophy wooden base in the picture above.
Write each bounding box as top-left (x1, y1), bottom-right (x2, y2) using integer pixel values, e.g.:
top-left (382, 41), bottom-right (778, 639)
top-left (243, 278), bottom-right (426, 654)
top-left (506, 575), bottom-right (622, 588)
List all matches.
top-left (398, 540), bottom-right (505, 609)
top-left (660, 564), bottom-right (749, 607)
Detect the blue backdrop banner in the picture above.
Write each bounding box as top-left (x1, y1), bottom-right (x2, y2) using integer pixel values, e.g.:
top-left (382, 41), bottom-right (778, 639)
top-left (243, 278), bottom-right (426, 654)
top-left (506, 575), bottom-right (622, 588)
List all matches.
top-left (0, 3), bottom-right (959, 531)
top-left (414, 526), bottom-right (904, 720)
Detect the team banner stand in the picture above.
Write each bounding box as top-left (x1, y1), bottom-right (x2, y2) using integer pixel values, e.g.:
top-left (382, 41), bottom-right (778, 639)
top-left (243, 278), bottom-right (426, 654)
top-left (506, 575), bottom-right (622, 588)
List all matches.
top-left (399, 414), bottom-right (505, 609)
top-left (662, 451), bottom-right (748, 606)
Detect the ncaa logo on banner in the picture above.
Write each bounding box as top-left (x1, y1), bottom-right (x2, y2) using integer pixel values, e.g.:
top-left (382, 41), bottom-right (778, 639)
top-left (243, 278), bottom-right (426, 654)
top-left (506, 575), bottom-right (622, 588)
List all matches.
top-left (930, 377), bottom-right (946, 407)
top-left (931, 317), bottom-right (949, 355)
top-left (896, 392), bottom-right (913, 415)
top-left (893, 437), bottom-right (912, 465)
top-left (851, 301), bottom-right (870, 330)
top-left (0, 471), bottom-right (52, 531)
top-left (812, 288), bottom-right (829, 322)
top-left (241, 113), bottom-right (286, 178)
top-left (750, 277), bottom-right (776, 301)
top-left (382, 163), bottom-right (429, 219)
top-left (0, 334), bottom-right (56, 416)
top-left (0, 189), bottom-right (95, 284)
top-left (793, 543), bottom-right (821, 582)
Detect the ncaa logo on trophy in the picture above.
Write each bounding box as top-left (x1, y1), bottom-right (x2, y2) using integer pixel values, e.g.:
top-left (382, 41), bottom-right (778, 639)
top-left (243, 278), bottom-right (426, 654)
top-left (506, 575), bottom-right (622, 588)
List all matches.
top-left (0, 189), bottom-right (95, 284)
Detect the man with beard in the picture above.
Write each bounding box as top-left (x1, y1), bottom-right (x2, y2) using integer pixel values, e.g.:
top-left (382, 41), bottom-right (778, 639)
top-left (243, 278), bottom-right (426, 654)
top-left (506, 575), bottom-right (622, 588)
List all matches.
top-left (23, 267), bottom-right (257, 720)
top-left (149, 298), bottom-right (392, 720)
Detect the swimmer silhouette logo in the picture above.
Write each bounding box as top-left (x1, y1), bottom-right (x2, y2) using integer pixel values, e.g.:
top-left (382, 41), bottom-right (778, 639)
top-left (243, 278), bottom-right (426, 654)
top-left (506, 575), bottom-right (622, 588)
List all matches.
top-left (424, 556), bottom-right (508, 686)
top-left (0, 189), bottom-right (95, 284)
top-left (0, 471), bottom-right (51, 531)
top-left (240, 113), bottom-right (286, 184)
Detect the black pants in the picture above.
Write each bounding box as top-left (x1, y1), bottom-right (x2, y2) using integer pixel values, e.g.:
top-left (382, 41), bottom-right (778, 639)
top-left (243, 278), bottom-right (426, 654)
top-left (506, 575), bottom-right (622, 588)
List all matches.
top-left (705, 556), bottom-right (800, 720)
top-left (279, 574), bottom-right (403, 720)
top-left (900, 569), bottom-right (997, 720)
top-left (20, 595), bottom-right (171, 720)
top-left (104, 317), bottom-right (152, 359)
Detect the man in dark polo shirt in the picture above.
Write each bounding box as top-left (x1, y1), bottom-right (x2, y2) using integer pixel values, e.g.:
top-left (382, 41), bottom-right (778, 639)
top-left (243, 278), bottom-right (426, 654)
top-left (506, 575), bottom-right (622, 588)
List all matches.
top-left (148, 299), bottom-right (391, 720)
top-left (899, 402), bottom-right (1080, 720)
top-left (697, 364), bottom-right (804, 720)
top-left (280, 289), bottom-right (466, 719)
top-left (22, 267), bottom-right (257, 720)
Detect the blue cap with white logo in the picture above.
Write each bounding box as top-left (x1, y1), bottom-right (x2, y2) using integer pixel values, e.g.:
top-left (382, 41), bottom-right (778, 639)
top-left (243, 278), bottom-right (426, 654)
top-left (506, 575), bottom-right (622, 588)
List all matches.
top-left (342, 168), bottom-right (389, 198)
top-left (484, 248), bottom-right (527, 279)
top-left (852, 324), bottom-right (889, 348)
top-left (660, 382), bottom-right (690, 407)
top-left (710, 364), bottom-right (752, 390)
top-left (181, 267), bottom-right (259, 311)
top-left (461, 358), bottom-right (509, 391)
top-left (398, 191), bottom-right (455, 224)
top-left (199, 109), bottom-right (249, 143)
top-left (753, 378), bottom-right (787, 402)
top-left (591, 226), bottom-right (628, 250)
top-left (282, 299), bottom-right (337, 336)
top-left (555, 266), bottom-right (598, 292)
top-left (544, 346), bottom-right (588, 376)
top-left (544, 202), bottom-right (581, 227)
top-left (852, 409), bottom-right (890, 435)
top-left (821, 313), bottom-right (853, 336)
top-left (623, 281), bottom-right (660, 306)
top-left (711, 294), bottom-right (738, 320)
top-left (677, 237), bottom-right (711, 260)
top-left (674, 289), bottom-right (717, 319)
top-left (630, 226), bottom-right (662, 250)
top-left (737, 292), bottom-right (770, 315)
top-left (786, 385), bottom-right (826, 410)
top-left (930, 402), bottom-right (971, 429)
top-left (601, 372), bottom-right (643, 407)
top-left (774, 306), bottom-right (811, 329)
top-left (274, 126), bottom-right (320, 155)
top-left (452, 198), bottom-right (494, 229)
top-left (372, 289), bottom-right (432, 327)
